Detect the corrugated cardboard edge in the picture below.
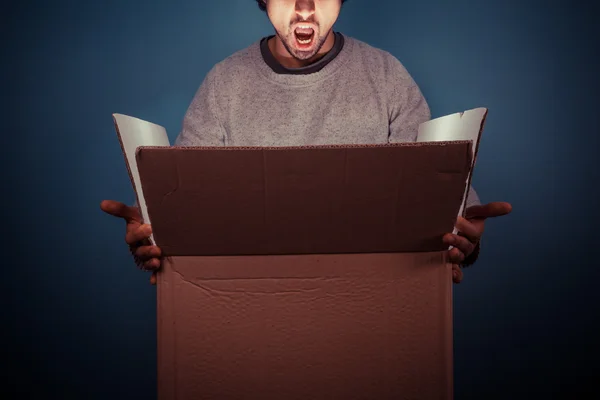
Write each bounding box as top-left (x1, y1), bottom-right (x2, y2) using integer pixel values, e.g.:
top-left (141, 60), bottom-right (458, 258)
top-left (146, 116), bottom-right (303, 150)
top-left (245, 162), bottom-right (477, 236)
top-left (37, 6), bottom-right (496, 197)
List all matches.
top-left (463, 109), bottom-right (488, 215)
top-left (442, 252), bottom-right (454, 400)
top-left (157, 255), bottom-right (176, 400)
top-left (136, 140), bottom-right (473, 152)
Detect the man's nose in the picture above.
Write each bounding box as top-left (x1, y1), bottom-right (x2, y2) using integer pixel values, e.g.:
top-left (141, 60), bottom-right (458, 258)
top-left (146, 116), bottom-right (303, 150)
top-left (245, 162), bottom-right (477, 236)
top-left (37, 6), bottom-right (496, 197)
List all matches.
top-left (295, 0), bottom-right (316, 20)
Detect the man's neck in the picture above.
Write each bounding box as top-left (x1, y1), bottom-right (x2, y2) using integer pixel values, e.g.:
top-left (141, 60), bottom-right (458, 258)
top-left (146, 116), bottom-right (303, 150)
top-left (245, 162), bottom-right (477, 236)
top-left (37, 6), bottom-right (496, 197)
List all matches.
top-left (268, 30), bottom-right (336, 69)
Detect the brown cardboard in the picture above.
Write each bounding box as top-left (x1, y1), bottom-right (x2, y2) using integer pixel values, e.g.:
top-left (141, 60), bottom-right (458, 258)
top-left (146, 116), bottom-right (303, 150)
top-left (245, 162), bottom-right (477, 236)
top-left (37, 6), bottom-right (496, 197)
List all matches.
top-left (156, 252), bottom-right (453, 400)
top-left (134, 142), bottom-right (473, 400)
top-left (135, 143), bottom-right (471, 256)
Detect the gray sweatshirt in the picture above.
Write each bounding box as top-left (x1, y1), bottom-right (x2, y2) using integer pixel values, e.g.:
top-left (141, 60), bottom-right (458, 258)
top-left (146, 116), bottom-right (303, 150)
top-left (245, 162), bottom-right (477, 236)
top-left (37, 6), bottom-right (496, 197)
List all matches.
top-left (174, 33), bottom-right (480, 208)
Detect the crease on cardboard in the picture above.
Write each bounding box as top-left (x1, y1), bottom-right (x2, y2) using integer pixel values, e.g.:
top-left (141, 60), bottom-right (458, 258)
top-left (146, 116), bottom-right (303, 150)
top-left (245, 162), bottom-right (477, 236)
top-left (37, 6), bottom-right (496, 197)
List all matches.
top-left (170, 264), bottom-right (341, 295)
top-left (392, 168), bottom-right (401, 231)
top-left (343, 148), bottom-right (349, 185)
top-left (262, 149), bottom-right (268, 225)
top-left (161, 152), bottom-right (181, 205)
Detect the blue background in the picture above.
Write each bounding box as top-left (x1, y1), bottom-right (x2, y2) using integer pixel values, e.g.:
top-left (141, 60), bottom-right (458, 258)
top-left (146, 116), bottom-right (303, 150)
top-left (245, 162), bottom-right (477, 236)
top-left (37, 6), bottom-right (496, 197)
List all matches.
top-left (3, 0), bottom-right (598, 398)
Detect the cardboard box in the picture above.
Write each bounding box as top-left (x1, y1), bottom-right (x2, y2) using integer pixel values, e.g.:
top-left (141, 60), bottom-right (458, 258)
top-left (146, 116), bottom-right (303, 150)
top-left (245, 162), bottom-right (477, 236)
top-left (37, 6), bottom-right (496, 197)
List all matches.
top-left (113, 108), bottom-right (487, 400)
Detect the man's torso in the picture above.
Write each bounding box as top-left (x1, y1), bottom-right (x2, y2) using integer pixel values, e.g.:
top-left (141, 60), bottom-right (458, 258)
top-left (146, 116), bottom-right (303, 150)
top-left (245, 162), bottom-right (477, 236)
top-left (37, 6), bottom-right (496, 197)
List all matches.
top-left (175, 33), bottom-right (430, 147)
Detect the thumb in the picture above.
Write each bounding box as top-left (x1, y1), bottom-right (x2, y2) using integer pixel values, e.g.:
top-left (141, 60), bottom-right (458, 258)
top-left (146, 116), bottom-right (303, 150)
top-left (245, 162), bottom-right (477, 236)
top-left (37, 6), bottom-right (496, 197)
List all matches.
top-left (465, 201), bottom-right (512, 219)
top-left (150, 272), bottom-right (157, 285)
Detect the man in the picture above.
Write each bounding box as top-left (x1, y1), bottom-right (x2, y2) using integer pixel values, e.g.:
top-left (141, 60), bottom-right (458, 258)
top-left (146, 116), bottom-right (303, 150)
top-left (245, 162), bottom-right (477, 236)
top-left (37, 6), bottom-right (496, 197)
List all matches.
top-left (101, 0), bottom-right (511, 284)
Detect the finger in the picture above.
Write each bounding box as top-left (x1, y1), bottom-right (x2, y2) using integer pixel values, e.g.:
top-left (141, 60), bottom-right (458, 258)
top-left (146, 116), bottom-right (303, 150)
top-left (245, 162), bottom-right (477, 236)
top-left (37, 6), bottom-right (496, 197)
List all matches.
top-left (134, 245), bottom-right (162, 261)
top-left (125, 224), bottom-right (152, 246)
top-left (101, 200), bottom-right (141, 222)
top-left (455, 217), bottom-right (481, 242)
top-left (465, 202), bottom-right (512, 219)
top-left (452, 265), bottom-right (463, 284)
top-left (443, 233), bottom-right (475, 257)
top-left (448, 247), bottom-right (465, 264)
top-left (150, 272), bottom-right (157, 285)
top-left (142, 258), bottom-right (161, 271)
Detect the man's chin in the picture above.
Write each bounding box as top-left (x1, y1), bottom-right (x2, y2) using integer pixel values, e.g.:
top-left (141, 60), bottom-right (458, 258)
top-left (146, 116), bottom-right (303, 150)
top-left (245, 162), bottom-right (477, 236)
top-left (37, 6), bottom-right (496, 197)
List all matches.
top-left (285, 39), bottom-right (322, 61)
top-left (289, 49), bottom-right (319, 61)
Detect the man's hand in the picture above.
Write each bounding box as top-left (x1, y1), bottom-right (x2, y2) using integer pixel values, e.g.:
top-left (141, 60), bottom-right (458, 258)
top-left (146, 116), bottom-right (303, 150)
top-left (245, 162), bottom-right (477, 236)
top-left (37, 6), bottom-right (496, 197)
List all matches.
top-left (100, 200), bottom-right (162, 285)
top-left (443, 201), bottom-right (512, 283)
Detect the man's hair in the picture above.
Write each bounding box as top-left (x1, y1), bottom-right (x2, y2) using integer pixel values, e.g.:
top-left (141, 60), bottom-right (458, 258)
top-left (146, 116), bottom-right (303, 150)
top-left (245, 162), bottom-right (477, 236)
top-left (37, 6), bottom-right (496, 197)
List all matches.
top-left (255, 0), bottom-right (347, 12)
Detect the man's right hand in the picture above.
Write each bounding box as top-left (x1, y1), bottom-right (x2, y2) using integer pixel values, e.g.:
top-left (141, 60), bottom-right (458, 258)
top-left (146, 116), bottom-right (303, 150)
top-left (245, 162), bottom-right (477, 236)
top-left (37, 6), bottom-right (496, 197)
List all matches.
top-left (100, 200), bottom-right (162, 284)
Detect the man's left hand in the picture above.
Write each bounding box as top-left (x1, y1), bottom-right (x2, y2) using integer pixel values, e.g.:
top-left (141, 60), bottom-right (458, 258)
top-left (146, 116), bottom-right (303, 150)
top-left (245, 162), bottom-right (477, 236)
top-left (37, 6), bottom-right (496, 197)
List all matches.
top-left (443, 201), bottom-right (512, 283)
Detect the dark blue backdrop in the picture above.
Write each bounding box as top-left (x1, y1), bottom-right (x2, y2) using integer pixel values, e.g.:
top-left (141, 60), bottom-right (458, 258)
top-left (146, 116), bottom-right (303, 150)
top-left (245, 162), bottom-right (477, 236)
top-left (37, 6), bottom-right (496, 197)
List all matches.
top-left (3, 0), bottom-right (598, 398)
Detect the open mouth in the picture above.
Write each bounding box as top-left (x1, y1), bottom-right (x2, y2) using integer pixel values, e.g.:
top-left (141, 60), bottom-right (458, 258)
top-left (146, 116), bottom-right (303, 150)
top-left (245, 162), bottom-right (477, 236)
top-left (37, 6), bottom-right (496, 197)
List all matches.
top-left (294, 25), bottom-right (315, 46)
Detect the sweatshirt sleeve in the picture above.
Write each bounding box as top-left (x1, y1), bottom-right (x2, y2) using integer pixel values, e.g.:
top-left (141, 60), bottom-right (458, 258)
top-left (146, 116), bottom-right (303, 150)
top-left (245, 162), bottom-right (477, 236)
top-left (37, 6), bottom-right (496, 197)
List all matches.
top-left (131, 67), bottom-right (226, 210)
top-left (174, 66), bottom-right (227, 147)
top-left (386, 55), bottom-right (482, 209)
top-left (386, 56), bottom-right (431, 143)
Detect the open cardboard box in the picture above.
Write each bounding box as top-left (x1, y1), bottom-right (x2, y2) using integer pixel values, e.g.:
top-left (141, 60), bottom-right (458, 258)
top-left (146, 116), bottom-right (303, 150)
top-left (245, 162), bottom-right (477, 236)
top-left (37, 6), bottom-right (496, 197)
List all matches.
top-left (112, 108), bottom-right (488, 400)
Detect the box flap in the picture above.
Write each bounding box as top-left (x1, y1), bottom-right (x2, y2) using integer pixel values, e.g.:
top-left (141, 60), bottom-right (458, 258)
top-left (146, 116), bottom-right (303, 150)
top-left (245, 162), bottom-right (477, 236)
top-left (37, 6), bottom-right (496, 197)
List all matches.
top-left (111, 113), bottom-right (171, 244)
top-left (136, 142), bottom-right (472, 256)
top-left (417, 107), bottom-right (488, 224)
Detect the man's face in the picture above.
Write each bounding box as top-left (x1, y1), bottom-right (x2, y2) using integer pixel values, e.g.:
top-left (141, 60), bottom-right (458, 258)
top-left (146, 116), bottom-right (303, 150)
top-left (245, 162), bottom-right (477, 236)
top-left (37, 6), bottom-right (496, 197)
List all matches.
top-left (265, 0), bottom-right (342, 61)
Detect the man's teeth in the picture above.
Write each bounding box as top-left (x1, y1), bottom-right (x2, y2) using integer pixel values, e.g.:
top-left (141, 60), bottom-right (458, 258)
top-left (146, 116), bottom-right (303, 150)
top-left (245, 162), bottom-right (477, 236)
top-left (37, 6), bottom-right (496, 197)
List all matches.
top-left (295, 25), bottom-right (314, 44)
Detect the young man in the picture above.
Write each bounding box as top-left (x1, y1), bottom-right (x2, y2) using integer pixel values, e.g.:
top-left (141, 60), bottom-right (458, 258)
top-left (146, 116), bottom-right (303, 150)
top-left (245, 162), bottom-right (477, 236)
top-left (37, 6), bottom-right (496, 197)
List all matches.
top-left (101, 0), bottom-right (511, 284)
